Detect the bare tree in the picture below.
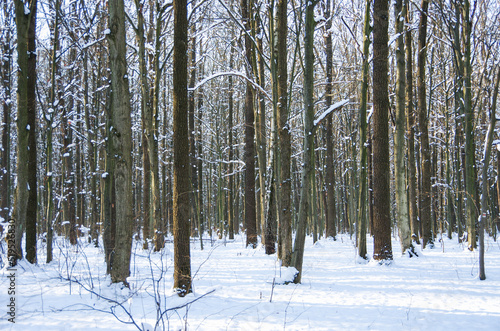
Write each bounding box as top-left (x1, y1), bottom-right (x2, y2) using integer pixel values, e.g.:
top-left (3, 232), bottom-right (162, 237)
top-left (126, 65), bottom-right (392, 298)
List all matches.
top-left (173, 0), bottom-right (192, 296)
top-left (372, 0), bottom-right (392, 261)
top-left (13, 0), bottom-right (38, 265)
top-left (107, 0), bottom-right (134, 285)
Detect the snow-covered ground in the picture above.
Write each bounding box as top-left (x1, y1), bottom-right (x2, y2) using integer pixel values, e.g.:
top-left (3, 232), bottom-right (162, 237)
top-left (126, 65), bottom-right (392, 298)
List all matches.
top-left (1, 233), bottom-right (499, 330)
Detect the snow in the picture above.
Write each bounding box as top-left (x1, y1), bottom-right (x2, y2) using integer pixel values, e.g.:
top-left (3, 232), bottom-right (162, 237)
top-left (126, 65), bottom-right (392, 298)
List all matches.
top-left (104, 29), bottom-right (111, 35)
top-left (389, 32), bottom-right (404, 46)
top-left (314, 99), bottom-right (350, 126)
top-left (315, 14), bottom-right (325, 23)
top-left (1, 234), bottom-right (500, 330)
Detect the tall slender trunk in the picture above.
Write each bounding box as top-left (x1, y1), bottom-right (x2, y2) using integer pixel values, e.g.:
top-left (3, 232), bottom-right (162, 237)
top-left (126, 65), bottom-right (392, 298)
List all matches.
top-left (479, 67), bottom-right (500, 280)
top-left (255, 19), bottom-right (267, 246)
top-left (188, 0), bottom-right (198, 237)
top-left (83, 26), bottom-right (98, 246)
top-left (291, 0), bottom-right (317, 283)
top-left (108, 0), bottom-right (134, 285)
top-left (405, 0), bottom-right (419, 243)
top-left (242, 0), bottom-right (257, 248)
top-left (277, 0), bottom-right (292, 263)
top-left (45, 0), bottom-right (61, 262)
top-left (324, 0), bottom-right (337, 240)
top-left (228, 40), bottom-right (235, 240)
top-left (134, 0), bottom-right (153, 249)
top-left (152, 0), bottom-right (164, 251)
top-left (394, 0), bottom-right (411, 254)
top-left (13, 0), bottom-right (38, 265)
top-left (462, 0), bottom-right (477, 250)
top-left (0, 0), bottom-right (12, 226)
top-left (197, 54), bottom-right (204, 249)
top-left (173, 0), bottom-right (192, 295)
top-left (357, 0), bottom-right (371, 259)
top-left (372, 0), bottom-right (392, 261)
top-left (417, 0), bottom-right (432, 248)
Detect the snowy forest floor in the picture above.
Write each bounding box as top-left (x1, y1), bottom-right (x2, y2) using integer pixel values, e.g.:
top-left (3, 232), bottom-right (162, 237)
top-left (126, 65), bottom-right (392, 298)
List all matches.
top-left (1, 232), bottom-right (500, 330)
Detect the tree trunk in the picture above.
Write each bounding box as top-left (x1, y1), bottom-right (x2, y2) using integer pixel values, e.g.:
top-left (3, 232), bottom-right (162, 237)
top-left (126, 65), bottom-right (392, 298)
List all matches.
top-left (405, 0), bottom-right (419, 244)
top-left (242, 0), bottom-right (257, 248)
top-left (372, 0), bottom-right (392, 261)
top-left (152, 0), bottom-right (165, 251)
top-left (135, 0), bottom-right (152, 249)
top-left (479, 67), bottom-right (500, 280)
top-left (255, 19), bottom-right (267, 246)
top-left (13, 0), bottom-right (38, 265)
top-left (108, 0), bottom-right (134, 285)
top-left (291, 0), bottom-right (317, 283)
top-left (324, 0), bottom-right (337, 240)
top-left (277, 0), bottom-right (292, 263)
top-left (45, 0), bottom-right (61, 262)
top-left (188, 0), bottom-right (198, 237)
top-left (417, 0), bottom-right (432, 248)
top-left (462, 0), bottom-right (477, 250)
top-left (228, 40), bottom-right (235, 240)
top-left (0, 0), bottom-right (12, 226)
top-left (173, 0), bottom-right (192, 295)
top-left (357, 0), bottom-right (371, 259)
top-left (394, 0), bottom-right (412, 254)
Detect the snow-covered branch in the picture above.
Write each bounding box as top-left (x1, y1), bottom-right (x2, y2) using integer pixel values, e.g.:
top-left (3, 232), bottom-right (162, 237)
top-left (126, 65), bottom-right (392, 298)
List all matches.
top-left (189, 71), bottom-right (272, 102)
top-left (313, 99), bottom-right (350, 127)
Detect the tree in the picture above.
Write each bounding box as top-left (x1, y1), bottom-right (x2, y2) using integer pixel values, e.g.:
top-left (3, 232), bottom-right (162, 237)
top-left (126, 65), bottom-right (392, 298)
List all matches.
top-left (0, 0), bottom-right (12, 226)
top-left (324, 0), bottom-right (337, 241)
top-left (462, 0), bottom-right (477, 250)
top-left (479, 66), bottom-right (500, 280)
top-left (394, 0), bottom-right (412, 254)
top-left (45, 0), bottom-right (63, 262)
top-left (276, 0), bottom-right (292, 263)
top-left (242, 0), bottom-right (257, 248)
top-left (152, 0), bottom-right (167, 252)
top-left (107, 0), bottom-right (134, 285)
top-left (405, 0), bottom-right (419, 244)
top-left (291, 0), bottom-right (317, 283)
top-left (371, 0), bottom-right (392, 261)
top-left (133, 0), bottom-right (153, 249)
top-left (173, 0), bottom-right (192, 296)
top-left (13, 0), bottom-right (38, 265)
top-left (357, 0), bottom-right (371, 259)
top-left (417, 0), bottom-right (432, 248)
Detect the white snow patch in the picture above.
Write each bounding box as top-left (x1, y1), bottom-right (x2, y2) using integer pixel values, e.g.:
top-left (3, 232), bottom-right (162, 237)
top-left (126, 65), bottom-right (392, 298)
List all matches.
top-left (2, 234), bottom-right (499, 330)
top-left (314, 99), bottom-right (350, 126)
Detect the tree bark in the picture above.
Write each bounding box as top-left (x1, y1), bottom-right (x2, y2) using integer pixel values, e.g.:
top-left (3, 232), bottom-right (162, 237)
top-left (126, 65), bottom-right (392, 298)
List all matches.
top-left (357, 0), bottom-right (371, 259)
top-left (417, 0), bottom-right (432, 248)
top-left (228, 40), bottom-right (235, 240)
top-left (462, 0), bottom-right (477, 250)
top-left (394, 0), bottom-right (412, 254)
top-left (479, 67), bottom-right (500, 280)
top-left (188, 0), bottom-right (198, 237)
top-left (173, 0), bottom-right (192, 295)
top-left (135, 0), bottom-right (152, 249)
top-left (405, 0), bottom-right (419, 244)
top-left (13, 0), bottom-right (38, 265)
top-left (242, 0), bottom-right (257, 248)
top-left (0, 0), bottom-right (12, 226)
top-left (108, 0), bottom-right (134, 285)
top-left (324, 0), bottom-right (337, 240)
top-left (372, 0), bottom-right (392, 261)
top-left (152, 0), bottom-right (165, 251)
top-left (277, 0), bottom-right (292, 263)
top-left (45, 0), bottom-right (61, 262)
top-left (291, 0), bottom-right (317, 283)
